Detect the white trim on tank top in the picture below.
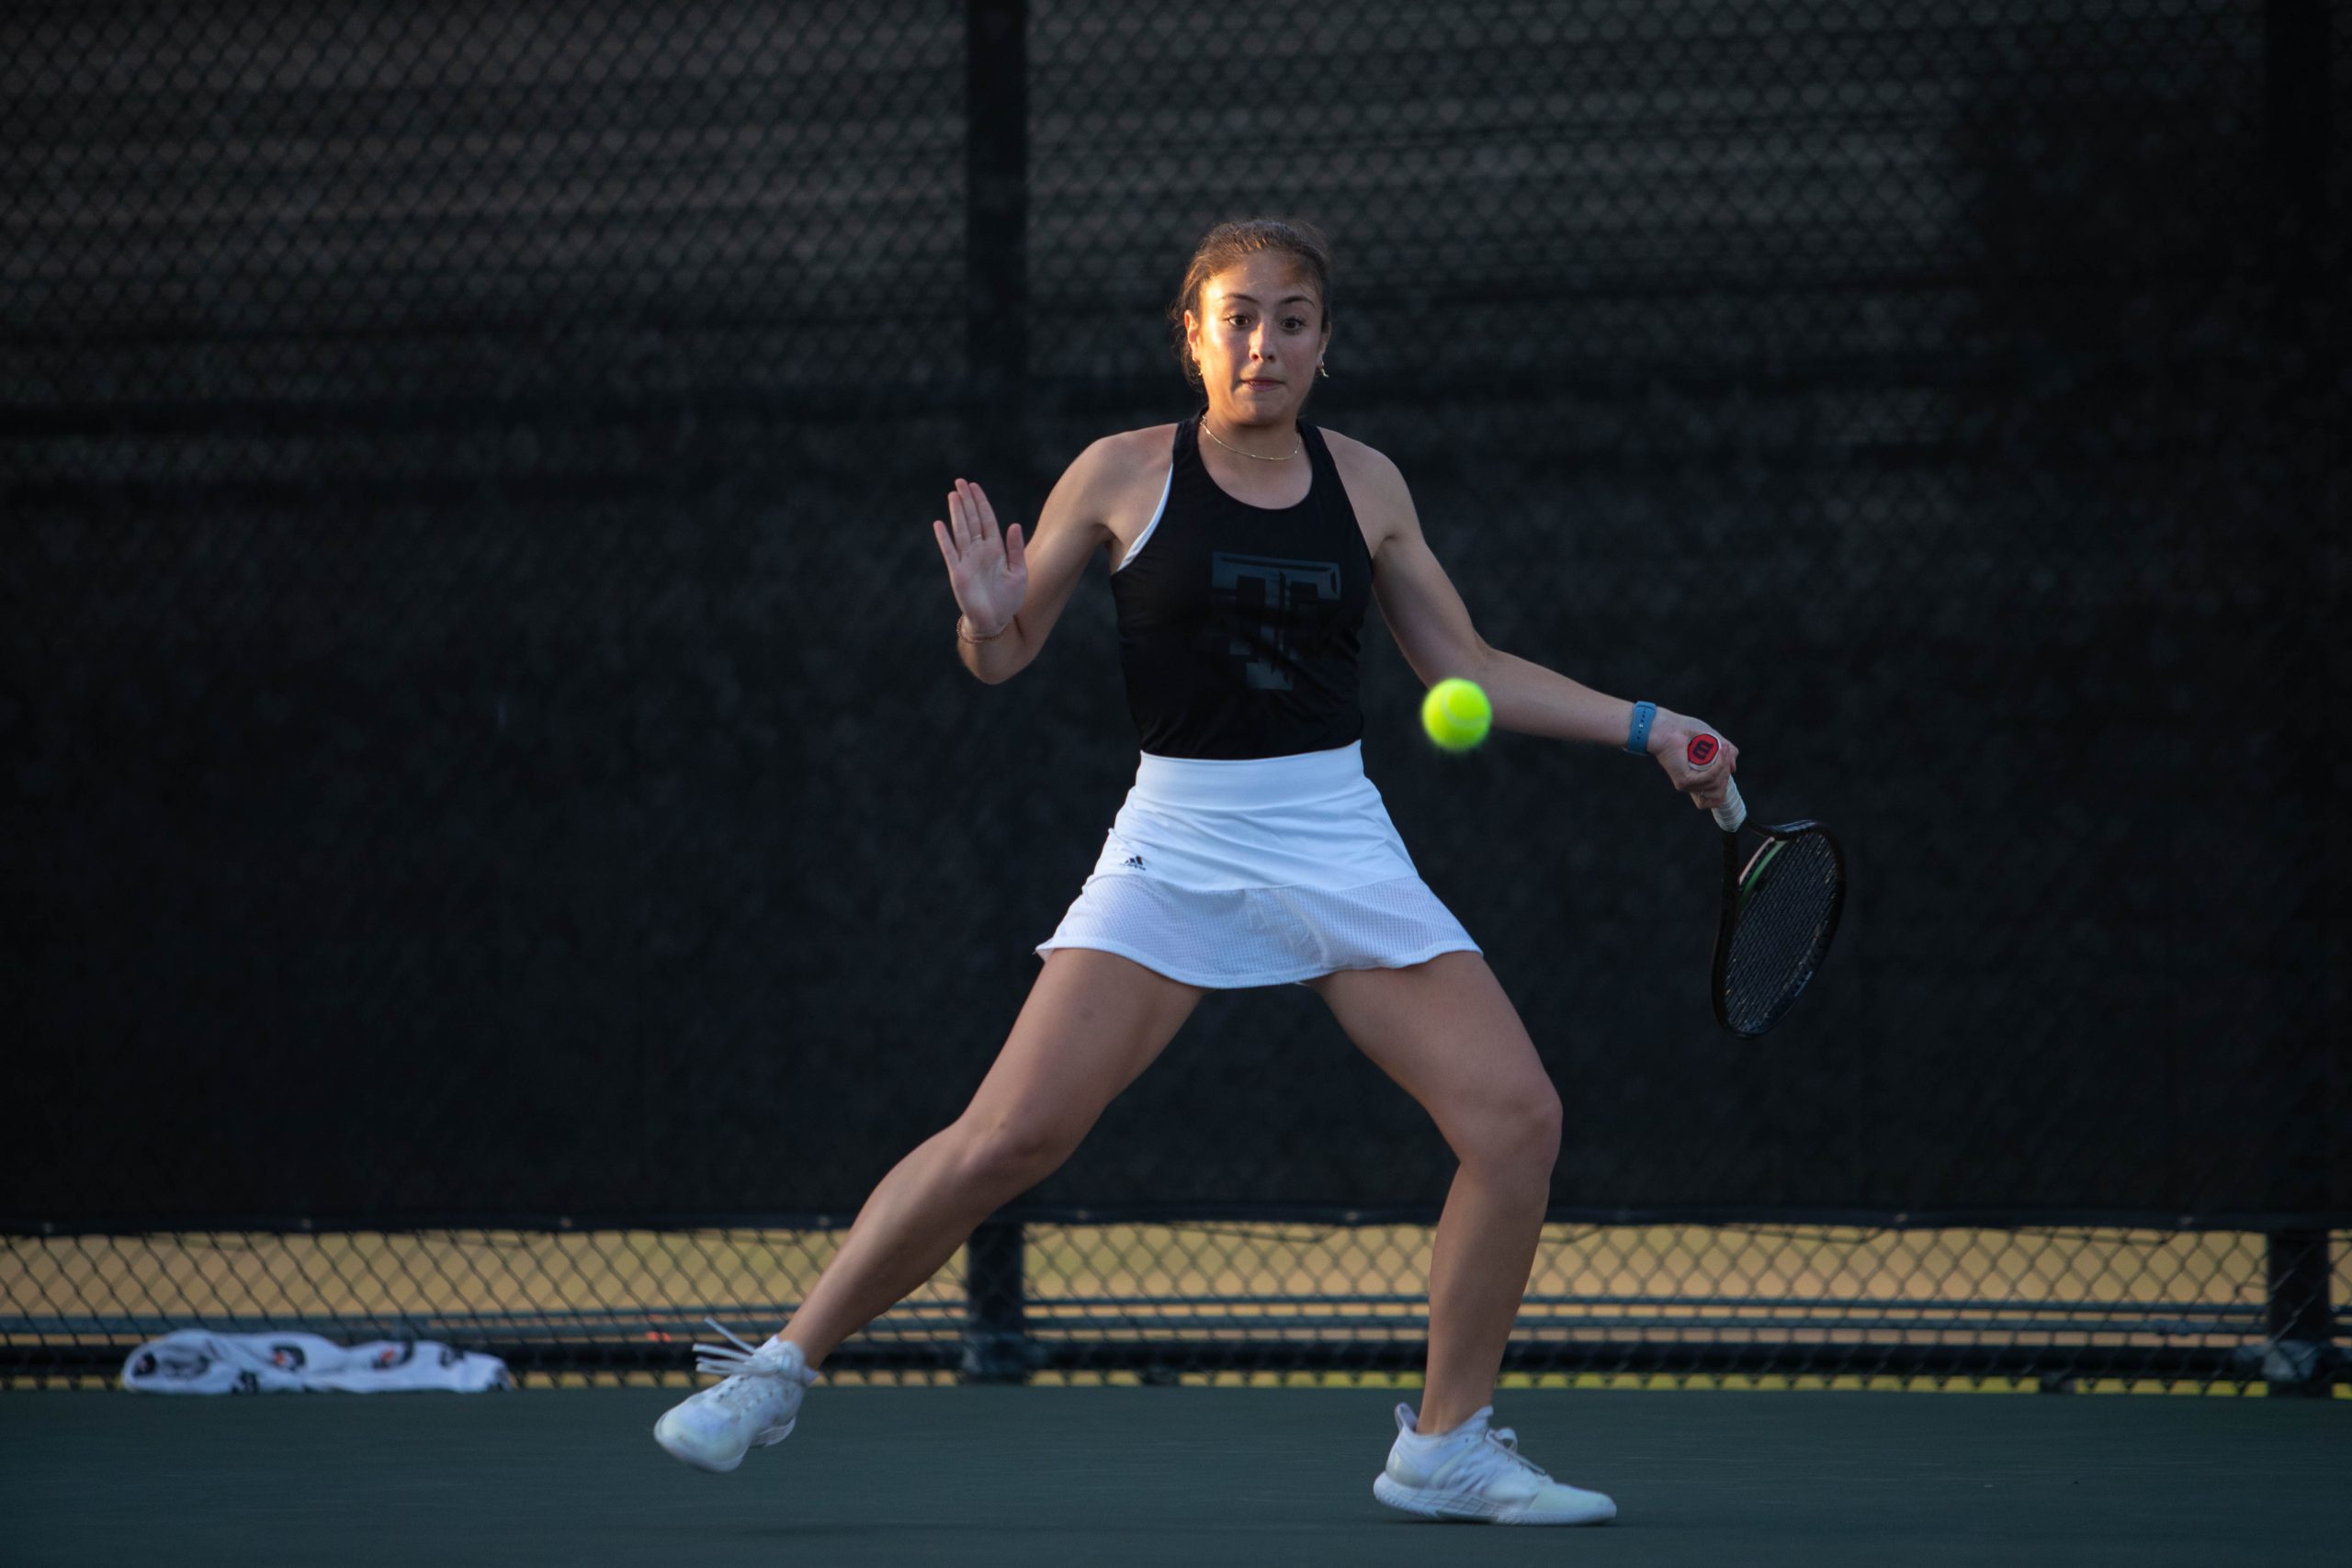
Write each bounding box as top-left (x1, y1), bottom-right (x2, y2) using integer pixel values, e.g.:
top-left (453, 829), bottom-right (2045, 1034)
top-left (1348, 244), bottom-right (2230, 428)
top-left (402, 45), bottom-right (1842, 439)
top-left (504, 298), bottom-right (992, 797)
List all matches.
top-left (1114, 464), bottom-right (1174, 574)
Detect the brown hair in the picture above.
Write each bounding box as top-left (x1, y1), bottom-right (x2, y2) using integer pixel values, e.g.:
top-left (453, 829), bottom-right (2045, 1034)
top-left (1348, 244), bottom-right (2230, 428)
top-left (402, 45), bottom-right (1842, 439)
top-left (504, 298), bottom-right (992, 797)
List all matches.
top-left (1167, 217), bottom-right (1334, 387)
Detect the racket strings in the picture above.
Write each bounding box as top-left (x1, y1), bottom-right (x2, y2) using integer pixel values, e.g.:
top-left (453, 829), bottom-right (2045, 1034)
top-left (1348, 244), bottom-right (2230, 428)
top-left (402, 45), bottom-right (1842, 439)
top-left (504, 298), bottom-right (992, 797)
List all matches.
top-left (1723, 830), bottom-right (1842, 1035)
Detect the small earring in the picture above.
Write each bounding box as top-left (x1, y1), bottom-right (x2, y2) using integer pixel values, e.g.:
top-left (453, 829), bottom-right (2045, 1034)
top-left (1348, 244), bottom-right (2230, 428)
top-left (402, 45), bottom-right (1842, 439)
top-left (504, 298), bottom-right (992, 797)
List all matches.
top-left (1317, 362), bottom-right (1329, 379)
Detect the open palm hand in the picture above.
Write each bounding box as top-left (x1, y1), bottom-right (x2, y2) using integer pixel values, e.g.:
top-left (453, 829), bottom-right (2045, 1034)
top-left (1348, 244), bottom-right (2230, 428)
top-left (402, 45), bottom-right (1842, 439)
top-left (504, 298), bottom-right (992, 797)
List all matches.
top-left (931, 478), bottom-right (1027, 636)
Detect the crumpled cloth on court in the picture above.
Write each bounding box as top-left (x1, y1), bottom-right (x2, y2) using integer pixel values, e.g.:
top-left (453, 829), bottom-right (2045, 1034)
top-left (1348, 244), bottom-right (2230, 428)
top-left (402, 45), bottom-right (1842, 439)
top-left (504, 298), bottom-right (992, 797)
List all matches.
top-left (119, 1328), bottom-right (513, 1393)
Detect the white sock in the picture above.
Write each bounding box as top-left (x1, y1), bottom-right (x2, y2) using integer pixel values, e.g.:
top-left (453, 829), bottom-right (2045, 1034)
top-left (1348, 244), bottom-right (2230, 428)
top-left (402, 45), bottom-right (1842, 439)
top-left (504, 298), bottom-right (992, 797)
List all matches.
top-left (1397, 1405), bottom-right (1492, 1451)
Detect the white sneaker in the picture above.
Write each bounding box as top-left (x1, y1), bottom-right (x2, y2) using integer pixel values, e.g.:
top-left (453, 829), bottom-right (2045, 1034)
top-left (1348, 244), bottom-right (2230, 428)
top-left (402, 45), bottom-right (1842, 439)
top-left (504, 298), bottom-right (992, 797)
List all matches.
top-left (1371, 1403), bottom-right (1617, 1525)
top-left (651, 1320), bottom-right (819, 1474)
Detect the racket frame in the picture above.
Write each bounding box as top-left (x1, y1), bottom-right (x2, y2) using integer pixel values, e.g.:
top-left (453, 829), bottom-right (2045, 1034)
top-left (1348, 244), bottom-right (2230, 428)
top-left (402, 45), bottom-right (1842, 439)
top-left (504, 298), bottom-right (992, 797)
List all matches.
top-left (1684, 731), bottom-right (1843, 1038)
top-left (1709, 813), bottom-right (1846, 1038)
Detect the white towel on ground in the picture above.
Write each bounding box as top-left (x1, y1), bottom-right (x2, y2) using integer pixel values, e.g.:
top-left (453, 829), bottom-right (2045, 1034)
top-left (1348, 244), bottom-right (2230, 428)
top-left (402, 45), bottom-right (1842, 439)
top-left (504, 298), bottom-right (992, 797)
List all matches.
top-left (119, 1328), bottom-right (512, 1393)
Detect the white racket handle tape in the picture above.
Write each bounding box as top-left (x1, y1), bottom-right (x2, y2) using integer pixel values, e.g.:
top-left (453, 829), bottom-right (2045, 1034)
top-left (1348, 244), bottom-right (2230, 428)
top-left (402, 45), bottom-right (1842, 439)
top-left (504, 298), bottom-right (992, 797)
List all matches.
top-left (1713, 778), bottom-right (1747, 834)
top-left (1685, 733), bottom-right (1747, 833)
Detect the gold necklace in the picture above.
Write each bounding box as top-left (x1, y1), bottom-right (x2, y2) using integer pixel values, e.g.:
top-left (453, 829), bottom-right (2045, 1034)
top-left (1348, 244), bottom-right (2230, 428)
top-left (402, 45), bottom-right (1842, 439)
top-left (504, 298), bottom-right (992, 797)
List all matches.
top-left (1199, 414), bottom-right (1301, 462)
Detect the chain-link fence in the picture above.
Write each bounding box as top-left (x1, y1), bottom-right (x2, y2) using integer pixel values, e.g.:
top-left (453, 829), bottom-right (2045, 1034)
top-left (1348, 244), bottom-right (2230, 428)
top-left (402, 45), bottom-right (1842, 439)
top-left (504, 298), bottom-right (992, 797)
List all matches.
top-left (8, 1223), bottom-right (2348, 1392)
top-left (4, 2), bottom-right (2344, 1392)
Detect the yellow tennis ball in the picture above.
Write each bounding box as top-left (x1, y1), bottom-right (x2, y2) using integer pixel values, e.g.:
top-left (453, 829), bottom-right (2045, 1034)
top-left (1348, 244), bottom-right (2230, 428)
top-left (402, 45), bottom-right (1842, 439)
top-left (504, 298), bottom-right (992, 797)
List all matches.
top-left (1421, 678), bottom-right (1492, 751)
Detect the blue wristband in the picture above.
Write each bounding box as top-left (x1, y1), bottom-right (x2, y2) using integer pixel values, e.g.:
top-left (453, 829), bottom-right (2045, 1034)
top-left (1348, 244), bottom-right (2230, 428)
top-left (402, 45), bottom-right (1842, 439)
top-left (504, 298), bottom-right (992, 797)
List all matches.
top-left (1623, 701), bottom-right (1657, 756)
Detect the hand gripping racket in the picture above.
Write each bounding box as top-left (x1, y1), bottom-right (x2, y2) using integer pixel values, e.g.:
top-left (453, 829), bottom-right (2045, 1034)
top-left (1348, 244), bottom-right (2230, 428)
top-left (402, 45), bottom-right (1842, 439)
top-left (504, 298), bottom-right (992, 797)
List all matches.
top-left (1687, 734), bottom-right (1845, 1038)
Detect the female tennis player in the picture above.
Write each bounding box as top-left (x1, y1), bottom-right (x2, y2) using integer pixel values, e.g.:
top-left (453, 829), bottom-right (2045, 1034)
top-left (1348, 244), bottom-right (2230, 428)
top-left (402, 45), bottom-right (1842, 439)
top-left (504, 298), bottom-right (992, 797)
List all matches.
top-left (654, 218), bottom-right (1737, 1526)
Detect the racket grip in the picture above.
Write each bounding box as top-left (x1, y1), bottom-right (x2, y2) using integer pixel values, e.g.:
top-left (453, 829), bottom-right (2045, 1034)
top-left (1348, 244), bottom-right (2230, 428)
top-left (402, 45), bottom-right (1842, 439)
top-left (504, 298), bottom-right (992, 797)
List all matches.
top-left (1712, 778), bottom-right (1747, 834)
top-left (1685, 733), bottom-right (1746, 833)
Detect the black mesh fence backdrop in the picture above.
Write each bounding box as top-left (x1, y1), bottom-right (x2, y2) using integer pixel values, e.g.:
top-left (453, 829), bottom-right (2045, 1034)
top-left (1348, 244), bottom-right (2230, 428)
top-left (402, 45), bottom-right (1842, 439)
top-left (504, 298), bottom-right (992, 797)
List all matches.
top-left (3, 2), bottom-right (2346, 1390)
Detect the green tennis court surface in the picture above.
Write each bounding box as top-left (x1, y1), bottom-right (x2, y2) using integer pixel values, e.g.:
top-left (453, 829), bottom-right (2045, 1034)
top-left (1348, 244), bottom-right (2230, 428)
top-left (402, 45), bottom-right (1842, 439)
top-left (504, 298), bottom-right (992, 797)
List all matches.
top-left (6, 1388), bottom-right (2345, 1566)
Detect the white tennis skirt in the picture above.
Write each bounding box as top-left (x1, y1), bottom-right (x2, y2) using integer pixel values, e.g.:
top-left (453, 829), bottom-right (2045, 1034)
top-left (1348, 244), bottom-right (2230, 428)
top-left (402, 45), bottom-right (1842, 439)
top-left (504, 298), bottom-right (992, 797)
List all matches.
top-left (1035, 741), bottom-right (1480, 988)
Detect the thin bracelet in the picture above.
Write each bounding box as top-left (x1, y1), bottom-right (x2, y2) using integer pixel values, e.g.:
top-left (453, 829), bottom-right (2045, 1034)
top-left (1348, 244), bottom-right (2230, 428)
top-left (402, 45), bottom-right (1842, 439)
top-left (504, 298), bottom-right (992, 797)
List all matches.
top-left (1623, 700), bottom-right (1657, 755)
top-left (956, 614), bottom-right (1009, 645)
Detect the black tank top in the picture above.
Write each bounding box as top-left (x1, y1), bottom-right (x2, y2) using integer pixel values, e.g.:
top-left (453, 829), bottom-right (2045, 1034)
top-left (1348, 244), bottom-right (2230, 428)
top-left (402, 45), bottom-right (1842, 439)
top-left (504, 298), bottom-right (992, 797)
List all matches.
top-left (1110, 418), bottom-right (1374, 760)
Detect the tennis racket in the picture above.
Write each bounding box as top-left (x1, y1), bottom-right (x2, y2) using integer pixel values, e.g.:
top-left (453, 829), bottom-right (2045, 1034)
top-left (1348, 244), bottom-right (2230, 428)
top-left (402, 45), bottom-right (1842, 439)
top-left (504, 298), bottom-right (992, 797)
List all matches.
top-left (1687, 733), bottom-right (1845, 1038)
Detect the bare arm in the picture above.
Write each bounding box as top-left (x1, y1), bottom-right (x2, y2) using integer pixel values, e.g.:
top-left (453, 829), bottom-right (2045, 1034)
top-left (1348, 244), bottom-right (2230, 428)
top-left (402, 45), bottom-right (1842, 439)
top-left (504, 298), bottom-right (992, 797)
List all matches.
top-left (931, 441), bottom-right (1132, 684)
top-left (1336, 438), bottom-right (1738, 808)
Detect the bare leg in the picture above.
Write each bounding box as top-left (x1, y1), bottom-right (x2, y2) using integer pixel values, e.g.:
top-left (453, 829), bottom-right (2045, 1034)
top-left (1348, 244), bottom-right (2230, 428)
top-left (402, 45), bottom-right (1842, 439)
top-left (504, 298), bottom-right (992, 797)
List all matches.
top-left (780, 949), bottom-right (1202, 1366)
top-left (1309, 952), bottom-right (1563, 1436)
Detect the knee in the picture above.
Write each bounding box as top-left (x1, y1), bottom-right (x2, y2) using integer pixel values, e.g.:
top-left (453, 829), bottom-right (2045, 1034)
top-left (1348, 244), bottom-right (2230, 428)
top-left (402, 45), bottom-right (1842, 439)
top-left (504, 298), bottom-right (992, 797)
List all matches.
top-left (1461, 1082), bottom-right (1562, 1177)
top-left (950, 1111), bottom-right (1084, 1195)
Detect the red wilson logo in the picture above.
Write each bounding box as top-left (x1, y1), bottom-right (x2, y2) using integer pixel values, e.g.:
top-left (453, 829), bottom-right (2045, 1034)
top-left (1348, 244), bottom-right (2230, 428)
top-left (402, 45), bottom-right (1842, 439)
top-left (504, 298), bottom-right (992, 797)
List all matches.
top-left (1686, 736), bottom-right (1718, 766)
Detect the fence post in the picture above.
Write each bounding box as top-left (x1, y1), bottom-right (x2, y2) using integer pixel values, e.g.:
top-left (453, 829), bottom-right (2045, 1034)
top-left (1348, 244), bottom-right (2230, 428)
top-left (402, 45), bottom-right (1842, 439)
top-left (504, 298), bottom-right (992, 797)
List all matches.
top-left (2258, 0), bottom-right (2338, 1403)
top-left (2263, 1231), bottom-right (2334, 1396)
top-left (966, 0), bottom-right (1029, 486)
top-left (963, 1219), bottom-right (1032, 1383)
